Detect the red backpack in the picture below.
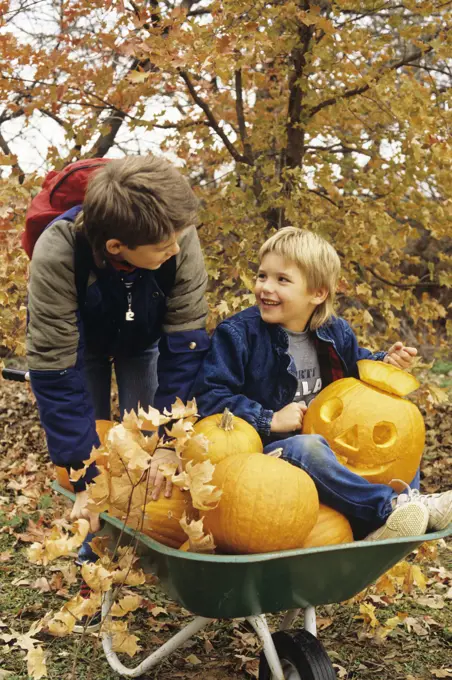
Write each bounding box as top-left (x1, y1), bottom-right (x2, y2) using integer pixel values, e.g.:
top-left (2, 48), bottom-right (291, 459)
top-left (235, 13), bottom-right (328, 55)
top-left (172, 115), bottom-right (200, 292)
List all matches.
top-left (22, 158), bottom-right (111, 258)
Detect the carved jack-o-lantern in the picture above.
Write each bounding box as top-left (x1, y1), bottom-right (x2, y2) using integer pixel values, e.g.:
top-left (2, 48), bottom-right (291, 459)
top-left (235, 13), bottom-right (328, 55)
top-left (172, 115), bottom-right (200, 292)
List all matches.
top-left (302, 360), bottom-right (425, 490)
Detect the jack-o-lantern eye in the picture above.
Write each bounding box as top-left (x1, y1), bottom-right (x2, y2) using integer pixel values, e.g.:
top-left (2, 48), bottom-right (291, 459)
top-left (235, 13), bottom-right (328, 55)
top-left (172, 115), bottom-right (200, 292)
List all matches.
top-left (320, 397), bottom-right (343, 423)
top-left (373, 421), bottom-right (397, 448)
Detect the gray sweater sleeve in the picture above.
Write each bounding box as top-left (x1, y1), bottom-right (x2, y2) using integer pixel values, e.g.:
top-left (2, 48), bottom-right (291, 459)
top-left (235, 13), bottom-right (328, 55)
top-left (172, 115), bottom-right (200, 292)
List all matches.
top-left (162, 226), bottom-right (208, 333)
top-left (26, 221), bottom-right (80, 371)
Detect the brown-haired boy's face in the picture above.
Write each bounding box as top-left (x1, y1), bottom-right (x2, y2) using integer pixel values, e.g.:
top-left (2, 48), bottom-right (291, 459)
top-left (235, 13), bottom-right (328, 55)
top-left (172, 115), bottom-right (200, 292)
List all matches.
top-left (255, 253), bottom-right (327, 332)
top-left (106, 234), bottom-right (181, 269)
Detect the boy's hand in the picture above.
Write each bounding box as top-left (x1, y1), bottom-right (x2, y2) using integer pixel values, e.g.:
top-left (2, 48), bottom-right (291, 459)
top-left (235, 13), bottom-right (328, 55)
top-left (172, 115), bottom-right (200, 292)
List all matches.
top-left (149, 447), bottom-right (180, 501)
top-left (71, 491), bottom-right (100, 533)
top-left (271, 402), bottom-right (307, 433)
top-left (384, 341), bottom-right (417, 369)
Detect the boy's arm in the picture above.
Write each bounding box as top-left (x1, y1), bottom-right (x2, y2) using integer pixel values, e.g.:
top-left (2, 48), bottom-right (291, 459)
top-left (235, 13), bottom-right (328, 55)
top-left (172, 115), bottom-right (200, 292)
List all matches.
top-left (26, 223), bottom-right (99, 492)
top-left (193, 323), bottom-right (274, 436)
top-left (155, 226), bottom-right (210, 411)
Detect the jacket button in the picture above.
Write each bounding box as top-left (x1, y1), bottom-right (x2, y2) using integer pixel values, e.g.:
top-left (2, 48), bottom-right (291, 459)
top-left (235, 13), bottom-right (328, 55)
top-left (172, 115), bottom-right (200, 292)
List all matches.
top-left (152, 292), bottom-right (160, 298)
top-left (189, 342), bottom-right (197, 349)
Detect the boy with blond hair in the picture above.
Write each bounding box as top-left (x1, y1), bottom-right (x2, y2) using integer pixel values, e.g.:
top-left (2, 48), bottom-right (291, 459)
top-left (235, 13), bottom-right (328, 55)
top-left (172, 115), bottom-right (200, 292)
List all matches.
top-left (193, 227), bottom-right (452, 540)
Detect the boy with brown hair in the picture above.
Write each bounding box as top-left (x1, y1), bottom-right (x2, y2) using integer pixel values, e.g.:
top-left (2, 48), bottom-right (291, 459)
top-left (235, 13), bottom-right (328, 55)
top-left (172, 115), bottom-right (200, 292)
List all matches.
top-left (193, 227), bottom-right (452, 541)
top-left (27, 155), bottom-right (210, 537)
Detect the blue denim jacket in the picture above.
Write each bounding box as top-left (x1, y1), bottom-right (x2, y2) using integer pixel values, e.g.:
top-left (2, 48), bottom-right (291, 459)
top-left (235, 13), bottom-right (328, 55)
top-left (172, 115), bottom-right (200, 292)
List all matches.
top-left (193, 306), bottom-right (386, 442)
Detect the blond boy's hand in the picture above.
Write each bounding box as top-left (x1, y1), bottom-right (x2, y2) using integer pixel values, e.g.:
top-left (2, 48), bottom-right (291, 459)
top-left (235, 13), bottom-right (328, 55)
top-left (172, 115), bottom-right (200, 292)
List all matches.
top-left (271, 402), bottom-right (307, 433)
top-left (383, 341), bottom-right (417, 370)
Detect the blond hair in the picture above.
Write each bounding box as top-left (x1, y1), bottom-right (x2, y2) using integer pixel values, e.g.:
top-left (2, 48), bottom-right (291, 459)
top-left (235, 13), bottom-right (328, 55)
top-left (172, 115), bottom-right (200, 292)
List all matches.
top-left (258, 227), bottom-right (341, 330)
top-left (76, 155), bottom-right (199, 260)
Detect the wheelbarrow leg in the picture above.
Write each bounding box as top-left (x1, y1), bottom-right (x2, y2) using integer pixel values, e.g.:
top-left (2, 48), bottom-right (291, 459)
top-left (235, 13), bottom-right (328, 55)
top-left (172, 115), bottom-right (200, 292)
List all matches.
top-left (280, 606), bottom-right (317, 637)
top-left (246, 614), bottom-right (285, 680)
top-left (304, 605), bottom-right (317, 636)
top-left (101, 591), bottom-right (213, 678)
top-left (279, 608), bottom-right (301, 631)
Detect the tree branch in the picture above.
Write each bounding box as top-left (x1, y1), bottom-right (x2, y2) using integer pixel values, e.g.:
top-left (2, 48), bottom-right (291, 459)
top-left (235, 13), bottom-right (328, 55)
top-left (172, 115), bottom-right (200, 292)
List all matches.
top-left (234, 68), bottom-right (253, 162)
top-left (309, 31), bottom-right (448, 117)
top-left (0, 129), bottom-right (25, 182)
top-left (308, 188), bottom-right (340, 208)
top-left (39, 108), bottom-right (66, 127)
top-left (285, 19), bottom-right (314, 168)
top-left (179, 69), bottom-right (251, 164)
top-left (305, 143), bottom-right (373, 156)
top-left (351, 261), bottom-right (440, 289)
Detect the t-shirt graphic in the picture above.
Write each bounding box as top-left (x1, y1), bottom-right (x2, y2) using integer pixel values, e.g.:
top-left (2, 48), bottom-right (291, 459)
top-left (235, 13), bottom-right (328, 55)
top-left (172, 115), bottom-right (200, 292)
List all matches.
top-left (284, 327), bottom-right (322, 405)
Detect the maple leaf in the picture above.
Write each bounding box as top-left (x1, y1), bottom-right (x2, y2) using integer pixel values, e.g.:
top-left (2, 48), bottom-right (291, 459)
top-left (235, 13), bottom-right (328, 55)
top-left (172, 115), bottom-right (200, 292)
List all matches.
top-left (179, 512), bottom-right (216, 553)
top-left (47, 610), bottom-right (76, 637)
top-left (173, 460), bottom-right (222, 511)
top-left (81, 562), bottom-right (114, 593)
top-left (110, 594), bottom-right (142, 617)
top-left (27, 646), bottom-right (47, 679)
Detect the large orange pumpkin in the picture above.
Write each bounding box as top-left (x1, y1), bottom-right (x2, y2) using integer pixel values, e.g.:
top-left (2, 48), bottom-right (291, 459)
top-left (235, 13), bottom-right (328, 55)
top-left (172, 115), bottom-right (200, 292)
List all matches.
top-left (202, 453), bottom-right (319, 554)
top-left (302, 505), bottom-right (353, 548)
top-left (183, 408), bottom-right (263, 466)
top-left (55, 419), bottom-right (114, 492)
top-left (302, 360), bottom-right (424, 489)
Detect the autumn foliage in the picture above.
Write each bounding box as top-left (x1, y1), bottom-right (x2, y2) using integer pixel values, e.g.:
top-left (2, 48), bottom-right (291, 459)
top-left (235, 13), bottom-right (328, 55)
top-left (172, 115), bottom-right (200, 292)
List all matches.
top-left (0, 0), bottom-right (451, 359)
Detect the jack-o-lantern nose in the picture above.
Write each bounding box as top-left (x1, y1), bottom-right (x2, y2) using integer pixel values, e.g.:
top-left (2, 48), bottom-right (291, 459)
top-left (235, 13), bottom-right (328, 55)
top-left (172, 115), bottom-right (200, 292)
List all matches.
top-left (334, 425), bottom-right (359, 451)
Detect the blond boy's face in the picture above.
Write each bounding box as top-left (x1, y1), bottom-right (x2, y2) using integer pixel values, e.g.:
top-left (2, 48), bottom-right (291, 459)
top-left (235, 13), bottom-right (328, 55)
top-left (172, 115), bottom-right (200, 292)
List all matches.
top-left (255, 253), bottom-right (327, 332)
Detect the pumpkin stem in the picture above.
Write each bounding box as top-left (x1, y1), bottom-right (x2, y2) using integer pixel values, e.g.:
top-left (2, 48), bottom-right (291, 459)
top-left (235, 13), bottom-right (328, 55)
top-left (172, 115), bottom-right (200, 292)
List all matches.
top-left (219, 408), bottom-right (235, 431)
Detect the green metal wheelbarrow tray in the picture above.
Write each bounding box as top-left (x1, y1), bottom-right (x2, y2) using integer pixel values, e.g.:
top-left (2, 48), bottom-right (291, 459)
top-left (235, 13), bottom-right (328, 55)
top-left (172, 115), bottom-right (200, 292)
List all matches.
top-left (54, 483), bottom-right (452, 680)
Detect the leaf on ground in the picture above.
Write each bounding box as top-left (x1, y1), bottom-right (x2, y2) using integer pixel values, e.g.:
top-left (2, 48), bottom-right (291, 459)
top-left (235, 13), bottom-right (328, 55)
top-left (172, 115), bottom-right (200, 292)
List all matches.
top-left (417, 595), bottom-right (446, 609)
top-left (32, 577), bottom-right (51, 593)
top-left (110, 594), bottom-right (142, 617)
top-left (27, 646), bottom-right (47, 679)
top-left (185, 654), bottom-right (202, 665)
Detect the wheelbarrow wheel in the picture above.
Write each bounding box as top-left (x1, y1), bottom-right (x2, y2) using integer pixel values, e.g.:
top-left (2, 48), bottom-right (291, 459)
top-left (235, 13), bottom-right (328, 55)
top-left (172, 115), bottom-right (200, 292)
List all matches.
top-left (258, 629), bottom-right (336, 680)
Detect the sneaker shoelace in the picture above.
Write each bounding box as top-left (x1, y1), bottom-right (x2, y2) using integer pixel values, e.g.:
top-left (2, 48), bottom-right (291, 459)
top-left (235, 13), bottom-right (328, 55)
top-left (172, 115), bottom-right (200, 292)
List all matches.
top-left (390, 479), bottom-right (421, 508)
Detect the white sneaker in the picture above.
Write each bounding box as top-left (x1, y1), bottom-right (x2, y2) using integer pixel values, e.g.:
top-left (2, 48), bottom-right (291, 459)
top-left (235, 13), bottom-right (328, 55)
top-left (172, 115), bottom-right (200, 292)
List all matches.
top-left (365, 500), bottom-right (429, 541)
top-left (414, 489), bottom-right (452, 531)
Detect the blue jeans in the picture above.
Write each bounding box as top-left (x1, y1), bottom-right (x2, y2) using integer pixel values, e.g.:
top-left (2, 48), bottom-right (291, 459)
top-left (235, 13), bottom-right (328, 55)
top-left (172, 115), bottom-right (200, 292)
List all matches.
top-left (264, 434), bottom-right (420, 539)
top-left (78, 343), bottom-right (159, 564)
top-left (84, 342), bottom-right (159, 420)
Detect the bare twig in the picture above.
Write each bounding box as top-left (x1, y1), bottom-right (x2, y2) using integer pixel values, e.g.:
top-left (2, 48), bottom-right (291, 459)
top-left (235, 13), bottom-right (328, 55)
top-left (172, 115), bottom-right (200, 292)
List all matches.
top-left (179, 69), bottom-right (251, 164)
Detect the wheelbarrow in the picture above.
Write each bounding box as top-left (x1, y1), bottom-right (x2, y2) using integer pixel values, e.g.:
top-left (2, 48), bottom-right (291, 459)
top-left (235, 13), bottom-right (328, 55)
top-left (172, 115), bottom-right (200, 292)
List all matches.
top-left (53, 482), bottom-right (452, 680)
top-left (3, 368), bottom-right (450, 678)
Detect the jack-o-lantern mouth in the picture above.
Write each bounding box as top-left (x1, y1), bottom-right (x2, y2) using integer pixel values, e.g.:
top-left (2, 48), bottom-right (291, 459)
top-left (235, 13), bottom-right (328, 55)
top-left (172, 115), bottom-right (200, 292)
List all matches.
top-left (338, 459), bottom-right (397, 479)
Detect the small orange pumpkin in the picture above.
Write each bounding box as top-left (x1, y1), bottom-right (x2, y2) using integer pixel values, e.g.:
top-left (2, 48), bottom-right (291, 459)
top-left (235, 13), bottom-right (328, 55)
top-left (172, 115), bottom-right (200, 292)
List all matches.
top-left (302, 505), bottom-right (353, 548)
top-left (183, 408), bottom-right (263, 466)
top-left (202, 453), bottom-right (319, 554)
top-left (55, 419), bottom-right (114, 492)
top-left (302, 360), bottom-right (424, 490)
top-left (141, 488), bottom-right (195, 548)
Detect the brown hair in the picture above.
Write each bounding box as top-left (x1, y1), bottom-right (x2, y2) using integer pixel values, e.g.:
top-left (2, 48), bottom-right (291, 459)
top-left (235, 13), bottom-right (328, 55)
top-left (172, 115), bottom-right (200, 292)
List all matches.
top-left (75, 155), bottom-right (199, 260)
top-left (259, 227), bottom-right (341, 330)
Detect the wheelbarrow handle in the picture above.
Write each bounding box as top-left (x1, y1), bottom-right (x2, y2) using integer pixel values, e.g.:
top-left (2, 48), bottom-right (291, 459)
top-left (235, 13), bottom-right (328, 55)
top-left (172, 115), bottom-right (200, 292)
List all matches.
top-left (1, 368), bottom-right (30, 382)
